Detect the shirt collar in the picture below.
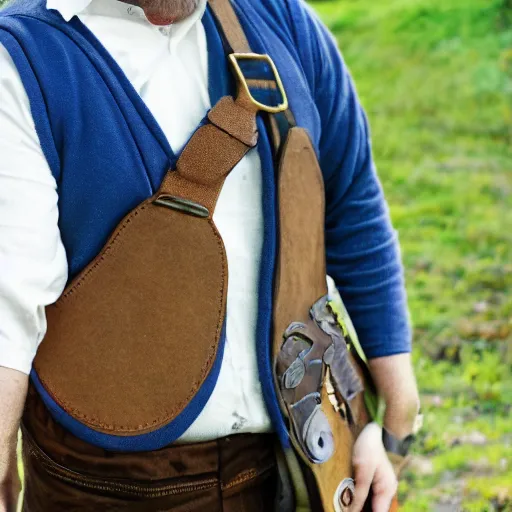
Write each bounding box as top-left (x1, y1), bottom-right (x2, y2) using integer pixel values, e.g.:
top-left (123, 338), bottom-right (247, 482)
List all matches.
top-left (46, 0), bottom-right (208, 30)
top-left (46, 0), bottom-right (92, 21)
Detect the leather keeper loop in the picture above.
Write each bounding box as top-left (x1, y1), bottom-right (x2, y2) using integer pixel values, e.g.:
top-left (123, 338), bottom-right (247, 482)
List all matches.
top-left (207, 96), bottom-right (258, 147)
top-left (156, 96), bottom-right (258, 216)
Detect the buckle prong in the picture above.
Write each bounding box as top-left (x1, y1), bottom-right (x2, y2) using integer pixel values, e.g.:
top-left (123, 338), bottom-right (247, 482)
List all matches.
top-left (229, 53), bottom-right (289, 114)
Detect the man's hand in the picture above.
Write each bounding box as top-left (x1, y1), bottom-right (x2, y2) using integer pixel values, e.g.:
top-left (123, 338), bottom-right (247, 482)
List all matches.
top-left (0, 366), bottom-right (28, 512)
top-left (351, 422), bottom-right (397, 512)
top-left (350, 353), bottom-right (420, 511)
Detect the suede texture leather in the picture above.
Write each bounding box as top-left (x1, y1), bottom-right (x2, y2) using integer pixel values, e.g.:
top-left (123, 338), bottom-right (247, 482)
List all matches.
top-left (207, 96), bottom-right (258, 147)
top-left (35, 194), bottom-right (228, 435)
top-left (272, 127), bottom-right (327, 351)
top-left (272, 127), bottom-right (383, 511)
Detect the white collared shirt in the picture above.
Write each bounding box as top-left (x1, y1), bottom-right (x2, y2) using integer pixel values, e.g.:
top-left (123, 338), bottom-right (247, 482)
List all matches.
top-left (0, 0), bottom-right (272, 441)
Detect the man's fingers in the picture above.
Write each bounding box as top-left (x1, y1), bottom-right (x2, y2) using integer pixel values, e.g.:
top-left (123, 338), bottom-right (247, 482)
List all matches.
top-left (350, 457), bottom-right (375, 512)
top-left (371, 464), bottom-right (398, 512)
top-left (350, 423), bottom-right (397, 512)
top-left (372, 487), bottom-right (396, 512)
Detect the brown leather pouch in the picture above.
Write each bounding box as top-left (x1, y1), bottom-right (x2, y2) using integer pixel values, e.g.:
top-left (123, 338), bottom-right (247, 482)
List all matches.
top-left (35, 187), bottom-right (227, 433)
top-left (31, 88), bottom-right (263, 450)
top-left (272, 127), bottom-right (378, 511)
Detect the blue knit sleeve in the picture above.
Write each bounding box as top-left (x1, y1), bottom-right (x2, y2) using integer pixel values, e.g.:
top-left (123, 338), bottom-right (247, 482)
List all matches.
top-left (286, 0), bottom-right (412, 358)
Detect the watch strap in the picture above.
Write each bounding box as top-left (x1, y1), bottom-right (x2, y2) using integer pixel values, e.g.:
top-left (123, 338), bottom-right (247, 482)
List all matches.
top-left (382, 428), bottom-right (415, 457)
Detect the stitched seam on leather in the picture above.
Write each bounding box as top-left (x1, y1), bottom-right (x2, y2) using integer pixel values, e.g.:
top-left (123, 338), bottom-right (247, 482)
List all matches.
top-left (57, 204), bottom-right (148, 303)
top-left (38, 210), bottom-right (228, 433)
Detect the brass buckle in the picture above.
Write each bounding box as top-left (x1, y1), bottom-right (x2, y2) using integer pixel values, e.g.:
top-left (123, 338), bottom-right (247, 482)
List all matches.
top-left (229, 53), bottom-right (289, 114)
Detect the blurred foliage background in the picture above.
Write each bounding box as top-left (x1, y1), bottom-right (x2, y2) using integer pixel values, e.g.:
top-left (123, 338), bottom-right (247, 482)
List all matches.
top-left (309, 0), bottom-right (511, 510)
top-left (0, 0), bottom-right (510, 510)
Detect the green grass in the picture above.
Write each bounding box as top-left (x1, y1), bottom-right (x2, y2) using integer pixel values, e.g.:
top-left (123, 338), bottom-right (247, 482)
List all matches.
top-left (311, 0), bottom-right (512, 509)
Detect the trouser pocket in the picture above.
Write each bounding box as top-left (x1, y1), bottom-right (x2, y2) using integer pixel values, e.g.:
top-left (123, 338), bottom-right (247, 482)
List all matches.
top-left (21, 426), bottom-right (220, 512)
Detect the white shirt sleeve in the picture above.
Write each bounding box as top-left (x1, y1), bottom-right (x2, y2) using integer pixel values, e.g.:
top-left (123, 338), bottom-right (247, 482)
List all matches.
top-left (0, 44), bottom-right (68, 375)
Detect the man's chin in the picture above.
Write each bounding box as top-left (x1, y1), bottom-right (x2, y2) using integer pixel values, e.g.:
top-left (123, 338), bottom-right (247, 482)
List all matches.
top-left (140, 0), bottom-right (200, 26)
top-left (144, 11), bottom-right (180, 25)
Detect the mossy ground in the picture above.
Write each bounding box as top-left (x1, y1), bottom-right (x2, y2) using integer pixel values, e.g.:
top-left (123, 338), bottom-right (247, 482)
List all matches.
top-left (311, 0), bottom-right (511, 509)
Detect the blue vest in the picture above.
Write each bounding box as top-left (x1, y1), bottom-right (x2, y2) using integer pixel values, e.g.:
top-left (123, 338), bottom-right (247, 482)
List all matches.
top-left (0, 0), bottom-right (411, 450)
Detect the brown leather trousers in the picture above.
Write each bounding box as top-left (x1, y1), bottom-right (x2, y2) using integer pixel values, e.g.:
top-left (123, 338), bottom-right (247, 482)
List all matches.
top-left (21, 388), bottom-right (277, 512)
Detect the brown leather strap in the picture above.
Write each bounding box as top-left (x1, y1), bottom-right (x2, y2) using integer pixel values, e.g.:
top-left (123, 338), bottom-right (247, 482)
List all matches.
top-left (155, 0), bottom-right (293, 216)
top-left (156, 0), bottom-right (260, 215)
top-left (208, 0), bottom-right (291, 125)
top-left (209, 0), bottom-right (294, 153)
top-left (207, 0), bottom-right (296, 153)
top-left (155, 0), bottom-right (276, 216)
top-left (208, 0), bottom-right (251, 53)
top-left (157, 96), bottom-right (258, 216)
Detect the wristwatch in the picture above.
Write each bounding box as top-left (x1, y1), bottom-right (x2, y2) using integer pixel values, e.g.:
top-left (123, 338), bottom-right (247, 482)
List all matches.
top-left (382, 411), bottom-right (423, 457)
top-left (382, 429), bottom-right (415, 457)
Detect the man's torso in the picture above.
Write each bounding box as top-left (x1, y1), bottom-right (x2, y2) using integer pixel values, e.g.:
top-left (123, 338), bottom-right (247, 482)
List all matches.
top-left (0, 0), bottom-right (273, 441)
